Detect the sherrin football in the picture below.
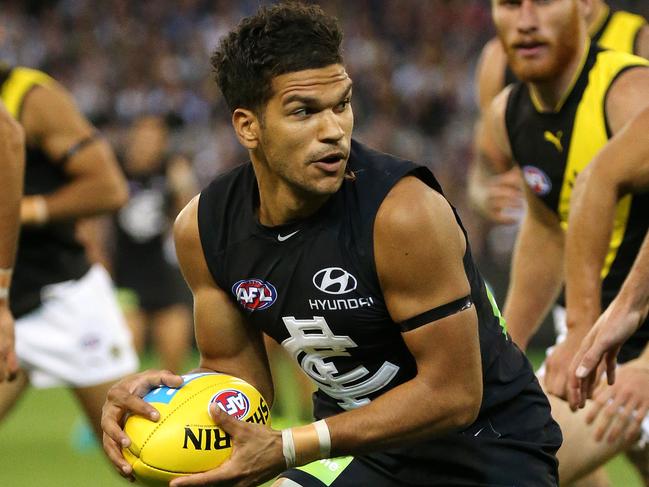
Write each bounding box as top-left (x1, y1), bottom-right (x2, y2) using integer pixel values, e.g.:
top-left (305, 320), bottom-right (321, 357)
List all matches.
top-left (123, 372), bottom-right (271, 486)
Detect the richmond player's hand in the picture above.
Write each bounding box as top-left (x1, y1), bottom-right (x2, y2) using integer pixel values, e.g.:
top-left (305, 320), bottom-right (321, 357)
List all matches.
top-left (586, 360), bottom-right (649, 445)
top-left (0, 304), bottom-right (18, 382)
top-left (472, 168), bottom-right (525, 225)
top-left (544, 327), bottom-right (590, 400)
top-left (101, 369), bottom-right (183, 480)
top-left (170, 405), bottom-right (285, 487)
top-left (568, 300), bottom-right (646, 410)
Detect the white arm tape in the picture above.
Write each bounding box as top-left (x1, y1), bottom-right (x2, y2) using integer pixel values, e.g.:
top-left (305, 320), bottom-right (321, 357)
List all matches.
top-left (281, 428), bottom-right (297, 468)
top-left (313, 419), bottom-right (331, 458)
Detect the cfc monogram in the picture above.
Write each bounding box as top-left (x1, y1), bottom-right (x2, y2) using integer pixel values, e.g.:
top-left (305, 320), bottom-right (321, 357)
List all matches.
top-left (281, 316), bottom-right (399, 410)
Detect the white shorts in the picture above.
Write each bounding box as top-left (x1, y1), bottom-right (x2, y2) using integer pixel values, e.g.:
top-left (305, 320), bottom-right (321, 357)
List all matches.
top-left (15, 265), bottom-right (139, 389)
top-left (538, 305), bottom-right (649, 448)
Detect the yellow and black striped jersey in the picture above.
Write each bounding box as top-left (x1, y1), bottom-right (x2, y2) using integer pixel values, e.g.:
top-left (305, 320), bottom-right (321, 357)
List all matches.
top-left (505, 44), bottom-right (649, 355)
top-left (0, 65), bottom-right (89, 317)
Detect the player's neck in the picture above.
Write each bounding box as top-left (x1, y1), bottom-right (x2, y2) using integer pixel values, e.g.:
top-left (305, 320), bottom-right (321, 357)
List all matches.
top-left (587, 1), bottom-right (609, 36)
top-left (255, 177), bottom-right (329, 227)
top-left (528, 37), bottom-right (589, 113)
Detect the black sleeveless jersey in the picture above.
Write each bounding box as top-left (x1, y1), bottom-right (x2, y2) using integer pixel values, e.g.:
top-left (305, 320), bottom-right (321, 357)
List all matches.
top-left (114, 165), bottom-right (172, 281)
top-left (0, 66), bottom-right (89, 318)
top-left (505, 45), bottom-right (649, 358)
top-left (198, 140), bottom-right (559, 483)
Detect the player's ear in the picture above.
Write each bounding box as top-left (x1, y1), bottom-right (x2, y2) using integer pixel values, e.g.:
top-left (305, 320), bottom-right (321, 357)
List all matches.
top-left (232, 108), bottom-right (260, 150)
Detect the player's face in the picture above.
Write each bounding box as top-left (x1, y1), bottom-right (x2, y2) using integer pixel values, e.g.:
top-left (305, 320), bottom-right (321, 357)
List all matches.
top-left (493, 0), bottom-right (583, 83)
top-left (255, 64), bottom-right (353, 197)
top-left (126, 117), bottom-right (168, 173)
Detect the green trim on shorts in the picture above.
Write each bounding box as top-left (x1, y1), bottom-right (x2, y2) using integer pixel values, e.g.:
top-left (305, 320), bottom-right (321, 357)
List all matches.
top-left (485, 283), bottom-right (507, 334)
top-left (296, 457), bottom-right (354, 486)
top-left (116, 287), bottom-right (140, 312)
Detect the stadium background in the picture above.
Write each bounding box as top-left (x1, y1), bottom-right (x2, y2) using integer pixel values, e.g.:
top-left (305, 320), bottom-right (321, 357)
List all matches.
top-left (0, 1), bottom-right (647, 485)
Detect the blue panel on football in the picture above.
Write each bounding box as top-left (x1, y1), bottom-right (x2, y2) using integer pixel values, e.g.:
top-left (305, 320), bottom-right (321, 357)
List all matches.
top-left (143, 373), bottom-right (217, 404)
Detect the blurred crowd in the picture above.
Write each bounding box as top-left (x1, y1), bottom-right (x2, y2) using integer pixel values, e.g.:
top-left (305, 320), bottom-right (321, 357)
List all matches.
top-left (1, 0), bottom-right (648, 265)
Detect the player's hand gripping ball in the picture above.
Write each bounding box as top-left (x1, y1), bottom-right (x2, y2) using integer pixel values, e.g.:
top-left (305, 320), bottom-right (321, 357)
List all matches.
top-left (123, 372), bottom-right (271, 486)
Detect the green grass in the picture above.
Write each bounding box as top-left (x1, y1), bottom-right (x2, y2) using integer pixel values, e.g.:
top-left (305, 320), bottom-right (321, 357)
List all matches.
top-left (0, 350), bottom-right (642, 486)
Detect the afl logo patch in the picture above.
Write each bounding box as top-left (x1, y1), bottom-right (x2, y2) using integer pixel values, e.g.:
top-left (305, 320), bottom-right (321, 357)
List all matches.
top-left (313, 267), bottom-right (357, 295)
top-left (522, 166), bottom-right (552, 196)
top-left (232, 279), bottom-right (277, 311)
top-left (210, 390), bottom-right (250, 419)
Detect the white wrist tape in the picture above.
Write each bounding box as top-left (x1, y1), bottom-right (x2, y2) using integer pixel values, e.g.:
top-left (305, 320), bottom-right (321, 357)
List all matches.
top-left (281, 428), bottom-right (296, 468)
top-left (0, 268), bottom-right (12, 301)
top-left (313, 419), bottom-right (331, 458)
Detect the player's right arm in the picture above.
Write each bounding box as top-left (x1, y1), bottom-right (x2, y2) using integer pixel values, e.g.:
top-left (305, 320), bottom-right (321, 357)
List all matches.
top-left (0, 101), bottom-right (24, 382)
top-left (467, 38), bottom-right (523, 224)
top-left (101, 195), bottom-right (274, 480)
top-left (567, 107), bottom-right (649, 409)
top-left (173, 196), bottom-right (274, 403)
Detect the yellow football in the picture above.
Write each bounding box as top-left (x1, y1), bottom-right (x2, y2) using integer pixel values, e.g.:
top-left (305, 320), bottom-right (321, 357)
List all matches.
top-left (123, 372), bottom-right (271, 486)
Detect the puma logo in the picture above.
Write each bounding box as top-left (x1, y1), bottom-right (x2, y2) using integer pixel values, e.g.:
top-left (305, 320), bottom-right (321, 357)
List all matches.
top-left (544, 130), bottom-right (563, 152)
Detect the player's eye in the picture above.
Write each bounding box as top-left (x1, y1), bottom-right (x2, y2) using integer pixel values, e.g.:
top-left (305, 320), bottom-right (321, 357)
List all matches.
top-left (335, 98), bottom-right (351, 112)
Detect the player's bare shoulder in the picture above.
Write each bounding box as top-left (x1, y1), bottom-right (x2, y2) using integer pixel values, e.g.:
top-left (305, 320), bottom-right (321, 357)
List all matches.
top-left (605, 62), bottom-right (649, 135)
top-left (476, 37), bottom-right (509, 113)
top-left (174, 195), bottom-right (212, 288)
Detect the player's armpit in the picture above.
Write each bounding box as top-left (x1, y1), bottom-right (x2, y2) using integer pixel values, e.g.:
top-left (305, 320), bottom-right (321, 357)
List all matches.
top-left (173, 196), bottom-right (275, 405)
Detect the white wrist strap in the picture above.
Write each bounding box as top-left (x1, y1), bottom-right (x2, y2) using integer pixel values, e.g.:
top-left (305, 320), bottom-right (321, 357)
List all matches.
top-left (281, 428), bottom-right (296, 468)
top-left (0, 268), bottom-right (12, 301)
top-left (313, 419), bottom-right (331, 458)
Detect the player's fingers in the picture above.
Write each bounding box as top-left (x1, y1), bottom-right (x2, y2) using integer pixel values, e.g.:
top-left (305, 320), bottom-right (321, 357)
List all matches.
top-left (210, 404), bottom-right (244, 437)
top-left (107, 385), bottom-right (161, 423)
top-left (6, 349), bottom-right (18, 379)
top-left (625, 404), bottom-right (648, 443)
top-left (595, 396), bottom-right (621, 442)
top-left (586, 389), bottom-right (608, 425)
top-left (605, 350), bottom-right (618, 385)
top-left (607, 399), bottom-right (635, 443)
top-left (102, 432), bottom-right (135, 480)
top-left (101, 405), bottom-right (133, 447)
top-left (130, 369), bottom-right (183, 396)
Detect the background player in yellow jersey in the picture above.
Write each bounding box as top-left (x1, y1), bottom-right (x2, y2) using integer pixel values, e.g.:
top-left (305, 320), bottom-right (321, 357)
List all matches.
top-left (564, 107), bottom-right (649, 419)
top-left (0, 101), bottom-right (24, 384)
top-left (0, 66), bottom-right (138, 444)
top-left (479, 0), bottom-right (649, 484)
top-left (469, 0), bottom-right (649, 224)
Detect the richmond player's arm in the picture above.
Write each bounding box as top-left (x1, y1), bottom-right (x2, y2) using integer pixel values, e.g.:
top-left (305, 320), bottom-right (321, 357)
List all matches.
top-left (467, 39), bottom-right (523, 224)
top-left (19, 80), bottom-right (127, 224)
top-left (0, 101), bottom-right (24, 383)
top-left (172, 195), bottom-right (274, 404)
top-left (475, 88), bottom-right (564, 351)
top-left (566, 106), bottom-right (649, 408)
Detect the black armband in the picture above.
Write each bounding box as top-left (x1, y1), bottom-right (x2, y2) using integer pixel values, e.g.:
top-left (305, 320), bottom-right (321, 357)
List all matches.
top-left (55, 130), bottom-right (101, 166)
top-left (398, 295), bottom-right (473, 331)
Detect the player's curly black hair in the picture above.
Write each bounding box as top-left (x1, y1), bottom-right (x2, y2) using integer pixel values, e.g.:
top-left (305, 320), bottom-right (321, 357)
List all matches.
top-left (211, 2), bottom-right (343, 114)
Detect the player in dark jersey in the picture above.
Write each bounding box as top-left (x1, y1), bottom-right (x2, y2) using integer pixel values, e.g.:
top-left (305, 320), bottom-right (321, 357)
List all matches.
top-left (101, 4), bottom-right (561, 487)
top-left (0, 101), bottom-right (24, 384)
top-left (564, 108), bottom-right (649, 420)
top-left (468, 0), bottom-right (649, 224)
top-left (0, 65), bottom-right (138, 442)
top-left (477, 0), bottom-right (649, 484)
top-left (112, 114), bottom-right (194, 373)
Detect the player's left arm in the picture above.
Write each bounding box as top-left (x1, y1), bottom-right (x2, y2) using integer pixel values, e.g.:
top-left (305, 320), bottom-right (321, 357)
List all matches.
top-left (322, 175), bottom-right (482, 454)
top-left (19, 81), bottom-right (128, 224)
